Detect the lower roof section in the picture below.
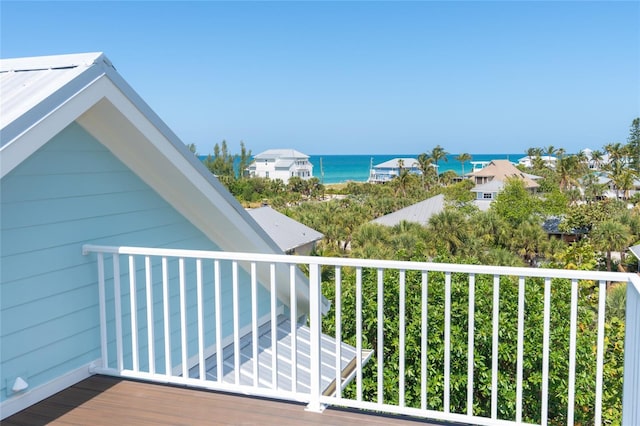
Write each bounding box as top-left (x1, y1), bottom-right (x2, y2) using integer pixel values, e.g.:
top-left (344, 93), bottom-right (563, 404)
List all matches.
top-left (191, 314), bottom-right (373, 396)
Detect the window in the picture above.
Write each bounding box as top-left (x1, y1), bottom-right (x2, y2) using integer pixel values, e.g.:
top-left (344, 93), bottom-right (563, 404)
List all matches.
top-left (483, 193), bottom-right (493, 199)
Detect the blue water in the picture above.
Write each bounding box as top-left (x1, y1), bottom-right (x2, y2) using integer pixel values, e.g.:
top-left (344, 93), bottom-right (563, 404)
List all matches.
top-left (310, 154), bottom-right (522, 184)
top-left (200, 153), bottom-right (522, 185)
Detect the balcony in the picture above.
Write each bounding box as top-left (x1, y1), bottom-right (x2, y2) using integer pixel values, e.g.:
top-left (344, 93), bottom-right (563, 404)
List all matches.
top-left (77, 244), bottom-right (639, 425)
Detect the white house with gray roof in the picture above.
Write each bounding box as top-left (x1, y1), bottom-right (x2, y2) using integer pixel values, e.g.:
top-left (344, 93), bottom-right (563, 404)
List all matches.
top-left (247, 149), bottom-right (313, 183)
top-left (368, 157), bottom-right (423, 183)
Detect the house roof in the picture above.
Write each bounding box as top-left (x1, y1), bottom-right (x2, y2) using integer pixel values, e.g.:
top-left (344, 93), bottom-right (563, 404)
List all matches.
top-left (373, 158), bottom-right (420, 169)
top-left (254, 149), bottom-right (309, 160)
top-left (0, 52), bottom-right (318, 314)
top-left (468, 159), bottom-right (539, 189)
top-left (372, 194), bottom-right (445, 226)
top-left (248, 206), bottom-right (324, 252)
top-left (197, 314), bottom-right (372, 396)
top-left (275, 159), bottom-right (296, 169)
top-left (470, 179), bottom-right (505, 193)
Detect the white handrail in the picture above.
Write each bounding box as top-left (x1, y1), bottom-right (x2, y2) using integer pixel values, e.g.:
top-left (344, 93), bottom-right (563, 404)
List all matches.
top-left (82, 244), bottom-right (638, 426)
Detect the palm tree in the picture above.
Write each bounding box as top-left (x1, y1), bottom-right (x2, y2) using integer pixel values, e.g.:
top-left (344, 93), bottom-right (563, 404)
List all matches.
top-left (591, 220), bottom-right (632, 271)
top-left (430, 145), bottom-right (448, 184)
top-left (456, 153), bottom-right (472, 176)
top-left (581, 172), bottom-right (606, 203)
top-left (393, 160), bottom-right (411, 196)
top-left (428, 209), bottom-right (468, 255)
top-left (417, 153), bottom-right (437, 189)
top-left (508, 218), bottom-right (549, 266)
top-left (614, 168), bottom-right (637, 200)
top-left (556, 155), bottom-right (584, 192)
top-left (590, 149), bottom-right (604, 170)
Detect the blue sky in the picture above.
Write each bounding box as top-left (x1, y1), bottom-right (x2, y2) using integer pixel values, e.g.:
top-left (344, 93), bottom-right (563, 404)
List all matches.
top-left (1, 1), bottom-right (639, 155)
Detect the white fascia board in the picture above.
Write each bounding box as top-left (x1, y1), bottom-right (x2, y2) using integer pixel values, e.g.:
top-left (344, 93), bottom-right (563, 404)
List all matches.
top-left (74, 77), bottom-right (314, 314)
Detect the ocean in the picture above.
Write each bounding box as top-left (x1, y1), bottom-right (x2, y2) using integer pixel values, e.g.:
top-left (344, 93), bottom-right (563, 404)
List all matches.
top-left (201, 153), bottom-right (523, 185)
top-left (309, 154), bottom-right (522, 184)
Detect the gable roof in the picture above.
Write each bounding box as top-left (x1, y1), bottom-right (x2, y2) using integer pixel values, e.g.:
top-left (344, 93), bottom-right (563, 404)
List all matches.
top-left (0, 52), bottom-right (318, 313)
top-left (468, 159), bottom-right (539, 189)
top-left (372, 194), bottom-right (445, 226)
top-left (373, 158), bottom-right (420, 169)
top-left (248, 206), bottom-right (324, 252)
top-left (254, 149), bottom-right (309, 159)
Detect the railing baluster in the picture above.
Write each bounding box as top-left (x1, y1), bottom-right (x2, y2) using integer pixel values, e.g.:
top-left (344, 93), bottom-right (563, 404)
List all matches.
top-left (162, 257), bottom-right (171, 377)
top-left (444, 271), bottom-right (451, 413)
top-left (467, 273), bottom-right (475, 416)
top-left (97, 253), bottom-right (108, 369)
top-left (399, 270), bottom-right (406, 407)
top-left (594, 279), bottom-right (606, 426)
top-left (356, 266), bottom-right (363, 402)
top-left (491, 274), bottom-right (500, 420)
top-left (113, 255), bottom-right (123, 372)
top-left (232, 261), bottom-right (240, 385)
top-left (179, 258), bottom-right (187, 378)
top-left (129, 255), bottom-right (139, 372)
top-left (145, 256), bottom-right (155, 375)
top-left (289, 264), bottom-right (297, 392)
top-left (567, 278), bottom-right (579, 425)
top-left (516, 276), bottom-right (525, 422)
top-left (377, 268), bottom-right (384, 405)
top-left (623, 279), bottom-right (640, 425)
top-left (541, 277), bottom-right (551, 425)
top-left (335, 266), bottom-right (342, 399)
top-left (196, 259), bottom-right (205, 380)
top-left (270, 263), bottom-right (278, 390)
top-left (421, 271), bottom-right (428, 411)
top-left (214, 260), bottom-right (222, 382)
top-left (306, 262), bottom-right (322, 412)
top-left (251, 262), bottom-right (259, 388)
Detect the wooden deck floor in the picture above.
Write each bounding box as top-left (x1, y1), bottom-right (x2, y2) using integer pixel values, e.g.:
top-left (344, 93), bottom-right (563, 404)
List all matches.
top-left (4, 375), bottom-right (448, 425)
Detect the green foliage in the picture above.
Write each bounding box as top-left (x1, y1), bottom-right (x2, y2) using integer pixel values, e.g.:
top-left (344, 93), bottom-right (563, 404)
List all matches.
top-left (550, 239), bottom-right (598, 270)
top-left (321, 270), bottom-right (625, 424)
top-left (204, 140), bottom-right (235, 177)
top-left (559, 199), bottom-right (624, 234)
top-left (491, 178), bottom-right (541, 227)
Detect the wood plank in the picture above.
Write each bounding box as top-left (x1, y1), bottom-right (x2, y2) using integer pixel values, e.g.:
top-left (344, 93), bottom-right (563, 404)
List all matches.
top-left (3, 376), bottom-right (439, 425)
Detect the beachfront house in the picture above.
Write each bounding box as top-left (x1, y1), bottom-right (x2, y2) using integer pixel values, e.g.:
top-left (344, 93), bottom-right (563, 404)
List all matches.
top-left (468, 159), bottom-right (540, 201)
top-left (517, 155), bottom-right (557, 169)
top-left (247, 149), bottom-right (313, 184)
top-left (248, 206), bottom-right (324, 255)
top-left (3, 53), bottom-right (640, 426)
top-left (368, 157), bottom-right (422, 183)
top-left (0, 52), bottom-right (365, 419)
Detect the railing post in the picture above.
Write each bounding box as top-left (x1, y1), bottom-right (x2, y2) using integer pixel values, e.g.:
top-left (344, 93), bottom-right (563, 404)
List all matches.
top-left (306, 262), bottom-right (325, 412)
top-left (623, 277), bottom-right (640, 425)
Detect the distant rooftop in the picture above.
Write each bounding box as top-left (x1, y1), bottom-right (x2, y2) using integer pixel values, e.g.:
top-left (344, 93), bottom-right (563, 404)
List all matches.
top-left (254, 149), bottom-right (309, 160)
top-left (373, 158), bottom-right (420, 169)
top-left (247, 206), bottom-right (323, 252)
top-left (372, 194), bottom-right (445, 226)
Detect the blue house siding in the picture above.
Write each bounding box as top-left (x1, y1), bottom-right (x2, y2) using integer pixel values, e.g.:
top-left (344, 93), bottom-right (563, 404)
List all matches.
top-left (1, 122), bottom-right (272, 401)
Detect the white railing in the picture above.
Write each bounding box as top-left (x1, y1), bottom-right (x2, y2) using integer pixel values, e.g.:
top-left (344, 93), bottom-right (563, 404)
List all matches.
top-left (83, 244), bottom-right (640, 426)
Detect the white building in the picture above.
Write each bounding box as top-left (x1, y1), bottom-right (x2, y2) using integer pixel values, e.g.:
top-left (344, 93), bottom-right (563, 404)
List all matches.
top-left (517, 155), bottom-right (557, 169)
top-left (247, 149), bottom-right (313, 183)
top-left (368, 157), bottom-right (423, 183)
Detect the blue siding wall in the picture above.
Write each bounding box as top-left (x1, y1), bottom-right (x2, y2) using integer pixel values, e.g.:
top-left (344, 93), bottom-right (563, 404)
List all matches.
top-left (0, 122), bottom-right (271, 401)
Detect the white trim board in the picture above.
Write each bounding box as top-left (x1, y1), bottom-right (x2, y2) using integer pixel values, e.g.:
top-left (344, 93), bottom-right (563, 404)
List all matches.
top-left (0, 360), bottom-right (97, 420)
